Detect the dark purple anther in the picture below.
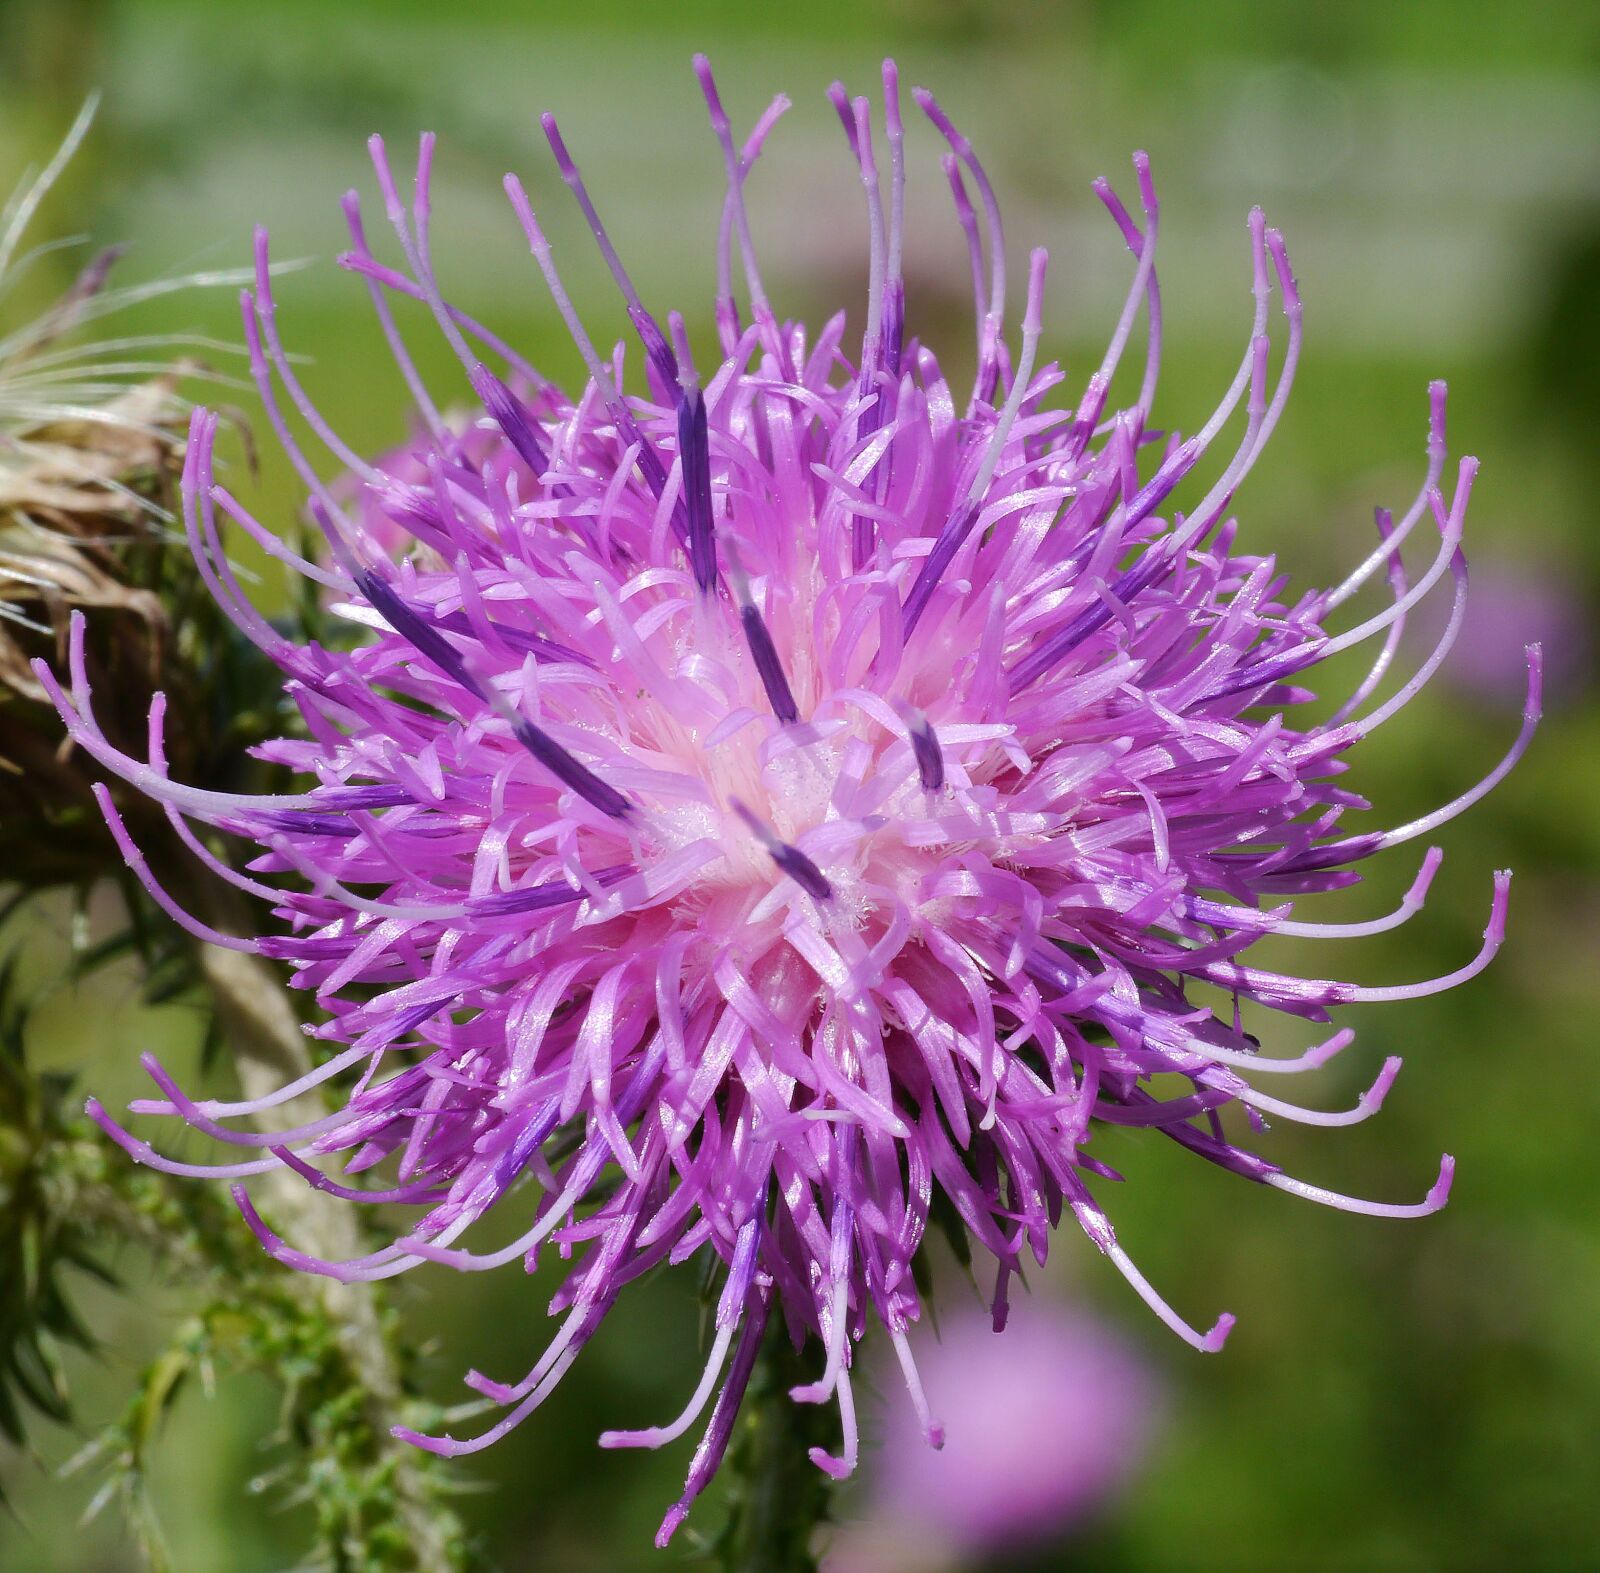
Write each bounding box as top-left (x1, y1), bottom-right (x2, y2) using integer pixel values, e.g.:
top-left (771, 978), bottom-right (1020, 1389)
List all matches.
top-left (629, 305), bottom-right (680, 394)
top-left (901, 498), bottom-right (977, 636)
top-left (509, 717), bottom-right (633, 821)
top-left (374, 996), bottom-right (456, 1045)
top-left (732, 798), bottom-right (832, 901)
top-left (848, 388), bottom-right (886, 573)
top-left (907, 710), bottom-right (945, 791)
top-left (252, 810), bottom-right (365, 837)
top-left (678, 385), bottom-right (718, 592)
top-left (432, 609), bottom-right (597, 669)
top-left (1277, 833), bottom-right (1387, 875)
top-left (378, 485), bottom-right (460, 558)
top-left (358, 570), bottom-right (481, 696)
top-left (739, 601), bottom-right (800, 724)
top-left (311, 784), bottom-right (414, 810)
top-left (1205, 642), bottom-right (1326, 702)
top-left (882, 276), bottom-right (905, 379)
top-left (772, 840), bottom-right (833, 902)
top-left (466, 863), bottom-right (633, 917)
top-left (470, 363), bottom-right (550, 476)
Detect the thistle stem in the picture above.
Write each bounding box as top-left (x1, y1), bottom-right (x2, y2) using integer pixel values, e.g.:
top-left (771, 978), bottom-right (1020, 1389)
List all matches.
top-left (717, 1319), bottom-right (842, 1573)
top-left (196, 939), bottom-right (456, 1571)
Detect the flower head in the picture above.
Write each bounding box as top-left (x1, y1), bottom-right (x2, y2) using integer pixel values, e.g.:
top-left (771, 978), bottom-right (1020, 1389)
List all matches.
top-left (833, 1297), bottom-right (1160, 1569)
top-left (1439, 553), bottom-right (1591, 710)
top-left (38, 59), bottom-right (1537, 1543)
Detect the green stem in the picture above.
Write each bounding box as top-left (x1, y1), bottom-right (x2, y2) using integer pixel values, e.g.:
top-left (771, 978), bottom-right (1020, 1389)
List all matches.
top-left (197, 940), bottom-right (460, 1571)
top-left (717, 1320), bottom-right (843, 1573)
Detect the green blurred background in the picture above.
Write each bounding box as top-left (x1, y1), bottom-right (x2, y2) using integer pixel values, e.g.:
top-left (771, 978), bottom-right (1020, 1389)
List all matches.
top-left (1, 1), bottom-right (1597, 1568)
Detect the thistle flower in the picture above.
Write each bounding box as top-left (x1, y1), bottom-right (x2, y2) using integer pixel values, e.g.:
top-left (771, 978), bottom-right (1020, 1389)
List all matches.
top-left (831, 1298), bottom-right (1159, 1569)
top-left (1439, 554), bottom-right (1591, 710)
top-left (36, 58), bottom-right (1538, 1545)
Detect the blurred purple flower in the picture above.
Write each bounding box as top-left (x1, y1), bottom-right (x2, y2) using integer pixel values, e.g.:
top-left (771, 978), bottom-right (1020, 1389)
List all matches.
top-left (1441, 554), bottom-right (1591, 708)
top-left (36, 57), bottom-right (1536, 1544)
top-left (832, 1298), bottom-right (1160, 1570)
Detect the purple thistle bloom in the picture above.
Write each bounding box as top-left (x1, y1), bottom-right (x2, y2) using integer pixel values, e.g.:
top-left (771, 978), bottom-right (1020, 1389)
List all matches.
top-left (37, 58), bottom-right (1538, 1544)
top-left (1437, 553), bottom-right (1592, 710)
top-left (833, 1298), bottom-right (1160, 1568)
